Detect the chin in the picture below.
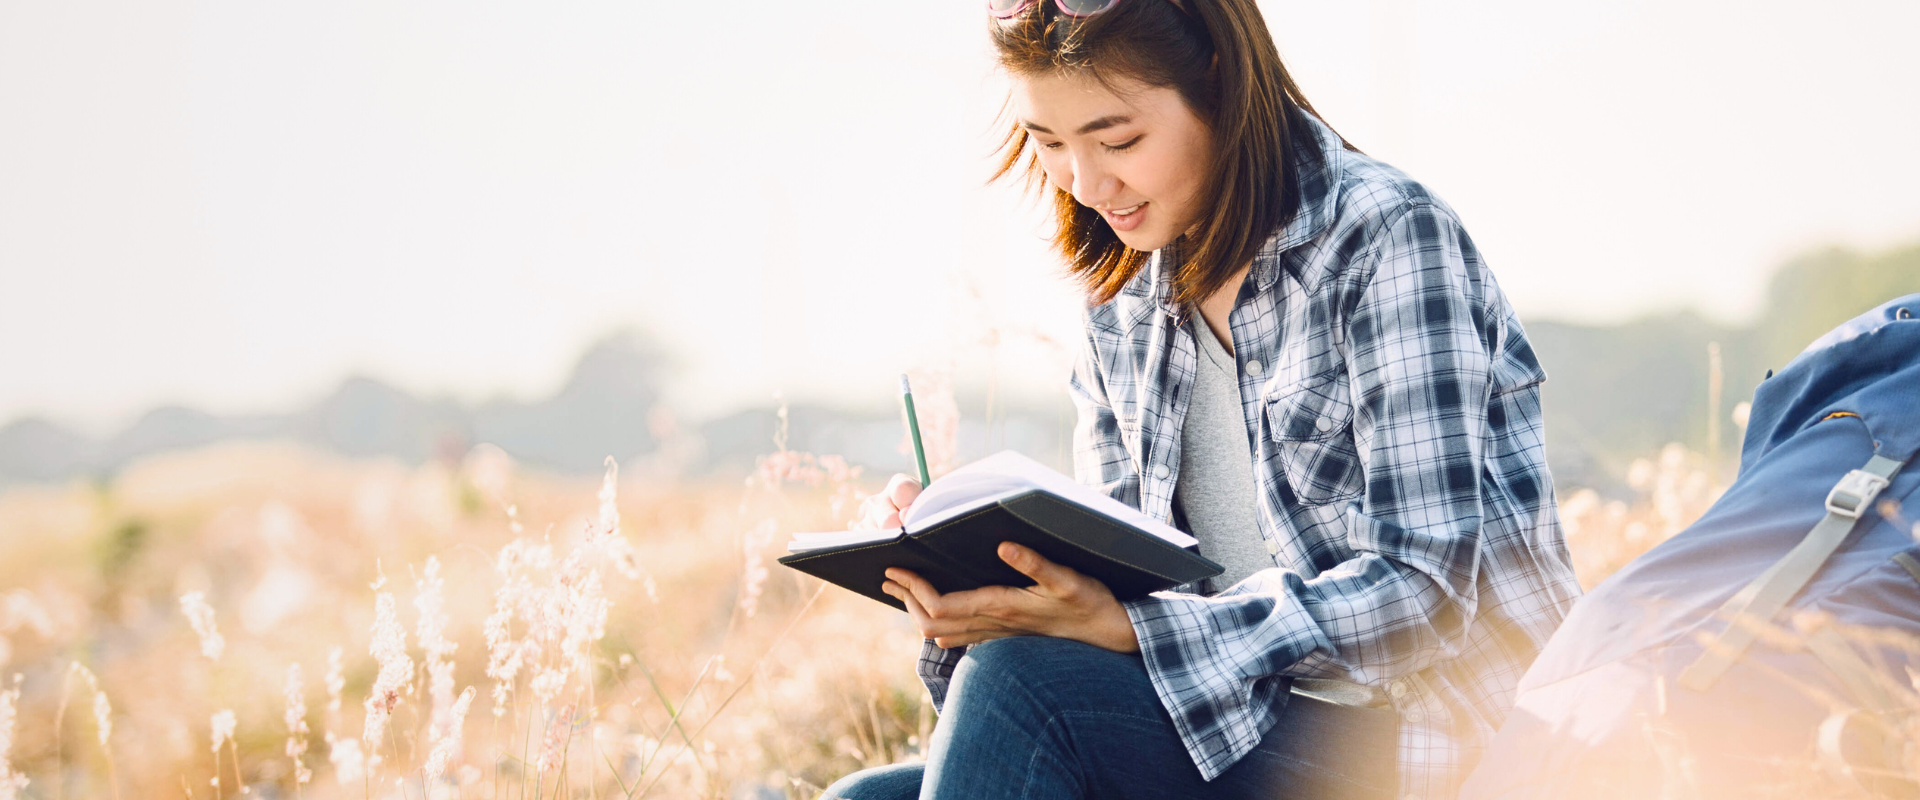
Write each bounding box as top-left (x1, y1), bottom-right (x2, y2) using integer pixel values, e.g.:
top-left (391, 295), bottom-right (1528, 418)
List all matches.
top-left (1116, 227), bottom-right (1174, 253)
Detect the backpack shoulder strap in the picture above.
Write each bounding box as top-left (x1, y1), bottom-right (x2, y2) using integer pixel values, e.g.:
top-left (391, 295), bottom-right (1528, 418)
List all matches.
top-left (1678, 453), bottom-right (1906, 693)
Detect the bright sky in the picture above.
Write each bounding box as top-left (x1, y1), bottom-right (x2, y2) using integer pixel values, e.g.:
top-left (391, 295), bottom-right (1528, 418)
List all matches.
top-left (4, 0), bottom-right (1918, 433)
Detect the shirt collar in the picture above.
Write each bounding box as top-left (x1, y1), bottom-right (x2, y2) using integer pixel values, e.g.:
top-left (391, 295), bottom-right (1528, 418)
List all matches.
top-left (1151, 110), bottom-right (1348, 321)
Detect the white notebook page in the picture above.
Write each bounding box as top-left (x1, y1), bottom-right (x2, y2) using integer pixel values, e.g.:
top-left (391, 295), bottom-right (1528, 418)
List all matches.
top-left (787, 450), bottom-right (1196, 552)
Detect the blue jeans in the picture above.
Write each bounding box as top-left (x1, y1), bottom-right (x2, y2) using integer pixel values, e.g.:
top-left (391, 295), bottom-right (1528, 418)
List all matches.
top-left (821, 636), bottom-right (1395, 800)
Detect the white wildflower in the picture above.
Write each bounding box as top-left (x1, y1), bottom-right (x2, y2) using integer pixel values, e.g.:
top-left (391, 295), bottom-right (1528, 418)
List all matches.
top-left (210, 709), bottom-right (236, 753)
top-left (362, 591), bottom-right (412, 752)
top-left (560, 565), bottom-right (609, 680)
top-left (1, 591), bottom-right (54, 640)
top-left (179, 591), bottom-right (225, 661)
top-left (538, 703), bottom-right (575, 774)
top-left (423, 686), bottom-right (475, 785)
top-left (326, 732), bottom-right (365, 786)
top-left (483, 592), bottom-right (521, 718)
top-left (531, 667), bottom-right (568, 705)
top-left (93, 690), bottom-right (112, 746)
top-left (285, 663), bottom-right (312, 785)
top-left (415, 557), bottom-right (456, 736)
top-left (324, 646), bottom-right (344, 713)
top-left (740, 519), bottom-right (775, 619)
top-left (1, 674), bottom-right (27, 800)
top-left (71, 663), bottom-right (111, 747)
top-left (594, 456), bottom-right (620, 542)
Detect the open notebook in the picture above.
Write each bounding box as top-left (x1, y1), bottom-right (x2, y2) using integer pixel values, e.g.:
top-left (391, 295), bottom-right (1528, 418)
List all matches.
top-left (778, 450), bottom-right (1220, 612)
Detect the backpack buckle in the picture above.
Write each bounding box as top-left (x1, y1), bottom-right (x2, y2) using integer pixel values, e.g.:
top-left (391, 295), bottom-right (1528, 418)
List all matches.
top-left (1826, 470), bottom-right (1890, 519)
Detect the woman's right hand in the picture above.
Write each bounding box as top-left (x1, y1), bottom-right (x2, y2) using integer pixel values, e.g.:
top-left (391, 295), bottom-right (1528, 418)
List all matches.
top-left (851, 473), bottom-right (923, 530)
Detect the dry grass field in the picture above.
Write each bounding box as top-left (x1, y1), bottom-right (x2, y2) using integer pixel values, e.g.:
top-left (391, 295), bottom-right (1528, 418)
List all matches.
top-left (0, 401), bottom-right (1908, 799)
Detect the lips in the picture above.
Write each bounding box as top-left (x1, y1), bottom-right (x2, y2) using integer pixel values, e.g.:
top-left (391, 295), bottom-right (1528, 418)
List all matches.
top-left (1104, 201), bottom-right (1148, 232)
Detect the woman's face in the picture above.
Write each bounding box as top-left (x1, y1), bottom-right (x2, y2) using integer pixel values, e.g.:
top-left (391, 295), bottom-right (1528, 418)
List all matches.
top-left (1011, 70), bottom-right (1214, 252)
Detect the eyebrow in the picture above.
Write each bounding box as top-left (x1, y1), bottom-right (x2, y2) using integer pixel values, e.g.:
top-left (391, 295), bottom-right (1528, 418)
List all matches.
top-left (1020, 114), bottom-right (1134, 136)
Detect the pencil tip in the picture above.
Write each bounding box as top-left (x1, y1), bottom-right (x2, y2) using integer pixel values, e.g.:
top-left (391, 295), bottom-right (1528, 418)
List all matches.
top-left (899, 374), bottom-right (912, 394)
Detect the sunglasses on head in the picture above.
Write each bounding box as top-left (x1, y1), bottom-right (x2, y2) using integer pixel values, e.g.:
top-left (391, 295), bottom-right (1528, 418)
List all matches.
top-left (988, 0), bottom-right (1183, 20)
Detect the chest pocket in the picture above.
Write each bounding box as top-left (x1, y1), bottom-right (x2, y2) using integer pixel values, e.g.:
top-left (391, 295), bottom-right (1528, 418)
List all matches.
top-left (1264, 368), bottom-right (1365, 507)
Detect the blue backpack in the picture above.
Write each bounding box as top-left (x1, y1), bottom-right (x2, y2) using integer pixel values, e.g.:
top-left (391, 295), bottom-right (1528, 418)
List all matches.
top-left (1461, 294), bottom-right (1920, 799)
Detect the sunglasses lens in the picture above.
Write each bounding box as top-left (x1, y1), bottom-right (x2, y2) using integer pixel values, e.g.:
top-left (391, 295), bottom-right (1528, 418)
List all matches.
top-left (1056, 0), bottom-right (1119, 16)
top-left (987, 0), bottom-right (1029, 18)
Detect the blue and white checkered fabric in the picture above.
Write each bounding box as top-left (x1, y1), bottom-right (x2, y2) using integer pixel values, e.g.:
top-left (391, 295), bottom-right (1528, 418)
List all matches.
top-left (917, 110), bottom-right (1583, 799)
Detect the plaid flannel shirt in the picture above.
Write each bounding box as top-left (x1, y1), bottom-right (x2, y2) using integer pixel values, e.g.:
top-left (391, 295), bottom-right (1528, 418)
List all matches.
top-left (916, 110), bottom-right (1582, 799)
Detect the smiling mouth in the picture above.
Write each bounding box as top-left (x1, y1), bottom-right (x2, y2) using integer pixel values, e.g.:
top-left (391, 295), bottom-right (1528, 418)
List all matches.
top-left (1109, 202), bottom-right (1146, 217)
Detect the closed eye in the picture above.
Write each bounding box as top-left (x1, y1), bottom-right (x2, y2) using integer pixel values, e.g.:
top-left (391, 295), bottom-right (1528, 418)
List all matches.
top-left (1038, 136), bottom-right (1143, 152)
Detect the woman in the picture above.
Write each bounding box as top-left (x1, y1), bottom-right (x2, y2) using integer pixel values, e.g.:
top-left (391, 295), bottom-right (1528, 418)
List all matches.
top-left (826, 0), bottom-right (1582, 797)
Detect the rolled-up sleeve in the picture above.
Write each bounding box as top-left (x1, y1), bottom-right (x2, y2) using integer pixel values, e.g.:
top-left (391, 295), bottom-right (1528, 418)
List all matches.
top-left (1122, 200), bottom-right (1496, 779)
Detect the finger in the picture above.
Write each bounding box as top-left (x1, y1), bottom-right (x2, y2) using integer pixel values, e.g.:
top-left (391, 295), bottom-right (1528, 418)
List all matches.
top-left (886, 566), bottom-right (986, 624)
top-left (856, 493), bottom-right (903, 530)
top-left (882, 579), bottom-right (934, 631)
top-left (891, 584), bottom-right (1015, 648)
top-left (888, 474), bottom-right (923, 509)
top-left (885, 567), bottom-right (945, 618)
top-left (889, 570), bottom-right (1037, 636)
top-left (884, 578), bottom-right (991, 643)
top-left (997, 542), bottom-right (1081, 596)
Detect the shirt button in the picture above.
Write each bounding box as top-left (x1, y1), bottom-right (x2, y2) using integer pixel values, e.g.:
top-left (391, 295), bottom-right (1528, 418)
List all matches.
top-left (1388, 680), bottom-right (1407, 699)
top-left (1152, 463), bottom-right (1170, 480)
top-left (1315, 416), bottom-right (1333, 432)
top-left (1405, 707), bottom-right (1426, 723)
top-left (1245, 359), bottom-right (1263, 376)
top-left (1265, 537), bottom-right (1279, 555)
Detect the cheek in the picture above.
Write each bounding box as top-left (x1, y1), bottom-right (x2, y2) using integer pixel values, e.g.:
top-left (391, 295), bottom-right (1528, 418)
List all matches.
top-left (1039, 158), bottom-right (1073, 194)
top-left (1139, 153), bottom-right (1200, 215)
top-left (1177, 143), bottom-right (1214, 202)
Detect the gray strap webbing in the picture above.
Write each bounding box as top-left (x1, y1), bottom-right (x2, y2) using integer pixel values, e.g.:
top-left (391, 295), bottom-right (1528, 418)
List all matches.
top-left (1893, 551), bottom-right (1920, 586)
top-left (1805, 623), bottom-right (1899, 715)
top-left (1679, 453), bottom-right (1906, 693)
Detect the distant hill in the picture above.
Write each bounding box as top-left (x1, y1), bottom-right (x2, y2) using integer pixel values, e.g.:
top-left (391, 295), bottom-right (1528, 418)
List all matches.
top-left (3, 240), bottom-right (1915, 494)
top-left (0, 328), bottom-right (1077, 489)
top-left (0, 331), bottom-right (673, 486)
top-left (1530, 240), bottom-right (1920, 492)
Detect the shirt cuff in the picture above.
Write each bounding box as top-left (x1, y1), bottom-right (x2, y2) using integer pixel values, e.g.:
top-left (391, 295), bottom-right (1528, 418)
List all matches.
top-left (1121, 589), bottom-right (1325, 780)
top-left (915, 637), bottom-right (968, 714)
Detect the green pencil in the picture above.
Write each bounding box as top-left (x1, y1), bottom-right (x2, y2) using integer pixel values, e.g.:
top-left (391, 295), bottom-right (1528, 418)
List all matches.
top-left (900, 374), bottom-right (932, 486)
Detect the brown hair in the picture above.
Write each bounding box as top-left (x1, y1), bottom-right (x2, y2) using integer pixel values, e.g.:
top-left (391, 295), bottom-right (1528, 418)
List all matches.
top-left (986, 0), bottom-right (1352, 308)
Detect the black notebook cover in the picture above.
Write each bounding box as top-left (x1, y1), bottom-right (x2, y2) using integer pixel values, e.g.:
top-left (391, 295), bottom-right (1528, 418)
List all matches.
top-left (777, 488), bottom-right (1224, 612)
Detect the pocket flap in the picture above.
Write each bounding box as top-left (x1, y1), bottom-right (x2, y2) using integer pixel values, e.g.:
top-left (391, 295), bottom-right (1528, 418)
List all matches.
top-left (1265, 369), bottom-right (1356, 443)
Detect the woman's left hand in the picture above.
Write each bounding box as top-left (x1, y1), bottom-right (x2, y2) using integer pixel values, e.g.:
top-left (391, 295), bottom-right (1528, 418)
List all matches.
top-left (880, 542), bottom-right (1140, 654)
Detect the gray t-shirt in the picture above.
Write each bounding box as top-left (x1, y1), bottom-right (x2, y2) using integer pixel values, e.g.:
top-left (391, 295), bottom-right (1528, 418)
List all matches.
top-left (1175, 313), bottom-right (1275, 594)
top-left (1176, 314), bottom-right (1390, 709)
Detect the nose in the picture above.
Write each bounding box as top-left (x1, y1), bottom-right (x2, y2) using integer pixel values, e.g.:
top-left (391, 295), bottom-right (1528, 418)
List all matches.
top-left (1069, 155), bottom-right (1120, 210)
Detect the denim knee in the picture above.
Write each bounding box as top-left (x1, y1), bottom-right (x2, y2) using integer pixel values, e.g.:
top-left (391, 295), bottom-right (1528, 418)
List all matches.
top-left (952, 635), bottom-right (1119, 707)
top-left (819, 760), bottom-right (924, 800)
